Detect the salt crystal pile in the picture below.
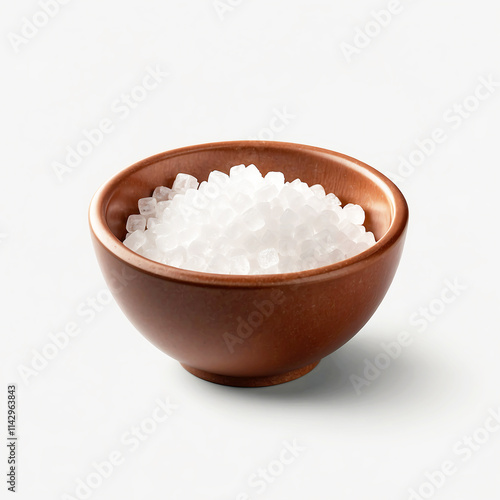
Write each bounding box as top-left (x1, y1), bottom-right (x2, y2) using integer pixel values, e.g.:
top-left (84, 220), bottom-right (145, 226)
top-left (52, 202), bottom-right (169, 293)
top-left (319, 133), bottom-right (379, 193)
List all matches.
top-left (123, 165), bottom-right (376, 274)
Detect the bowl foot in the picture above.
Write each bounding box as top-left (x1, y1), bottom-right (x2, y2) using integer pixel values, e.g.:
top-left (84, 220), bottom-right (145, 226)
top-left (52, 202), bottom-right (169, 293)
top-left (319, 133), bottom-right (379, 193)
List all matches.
top-left (180, 361), bottom-right (320, 387)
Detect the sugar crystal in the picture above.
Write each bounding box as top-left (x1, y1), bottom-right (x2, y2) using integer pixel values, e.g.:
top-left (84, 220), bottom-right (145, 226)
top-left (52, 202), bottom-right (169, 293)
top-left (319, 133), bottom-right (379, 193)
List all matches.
top-left (122, 164), bottom-right (376, 274)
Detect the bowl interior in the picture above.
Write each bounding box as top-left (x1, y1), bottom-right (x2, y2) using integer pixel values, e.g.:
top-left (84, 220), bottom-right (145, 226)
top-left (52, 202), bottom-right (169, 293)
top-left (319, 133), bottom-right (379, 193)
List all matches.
top-left (103, 142), bottom-right (396, 248)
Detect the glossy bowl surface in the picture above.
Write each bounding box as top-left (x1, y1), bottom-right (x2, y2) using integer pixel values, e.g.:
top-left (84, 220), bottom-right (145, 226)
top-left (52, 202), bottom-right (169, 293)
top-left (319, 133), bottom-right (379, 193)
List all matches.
top-left (89, 141), bottom-right (408, 387)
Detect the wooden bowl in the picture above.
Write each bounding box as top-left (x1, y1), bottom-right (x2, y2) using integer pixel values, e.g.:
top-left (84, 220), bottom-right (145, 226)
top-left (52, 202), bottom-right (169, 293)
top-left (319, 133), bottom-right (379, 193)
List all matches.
top-left (89, 141), bottom-right (409, 387)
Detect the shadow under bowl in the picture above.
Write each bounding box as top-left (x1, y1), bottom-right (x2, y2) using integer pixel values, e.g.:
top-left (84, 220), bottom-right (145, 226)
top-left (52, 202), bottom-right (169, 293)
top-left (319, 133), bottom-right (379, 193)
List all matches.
top-left (89, 141), bottom-right (409, 387)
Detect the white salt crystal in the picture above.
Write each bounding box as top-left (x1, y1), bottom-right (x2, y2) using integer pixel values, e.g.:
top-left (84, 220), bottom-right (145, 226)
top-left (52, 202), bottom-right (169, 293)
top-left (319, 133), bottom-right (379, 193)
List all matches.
top-left (339, 239), bottom-right (356, 258)
top-left (305, 195), bottom-right (324, 212)
top-left (138, 197), bottom-right (157, 217)
top-left (343, 203), bottom-right (365, 225)
top-left (172, 173), bottom-right (199, 193)
top-left (156, 201), bottom-right (171, 218)
top-left (340, 221), bottom-right (362, 240)
top-left (156, 234), bottom-right (178, 253)
top-left (357, 231), bottom-right (376, 246)
top-left (182, 188), bottom-right (198, 205)
top-left (293, 180), bottom-right (315, 200)
top-left (280, 208), bottom-right (297, 230)
top-left (142, 248), bottom-right (163, 261)
top-left (163, 247), bottom-right (186, 267)
top-left (208, 170), bottom-right (230, 188)
top-left (152, 222), bottom-right (172, 236)
top-left (209, 254), bottom-right (231, 274)
top-left (313, 248), bottom-right (331, 266)
top-left (258, 248), bottom-right (279, 269)
top-left (325, 193), bottom-right (341, 207)
top-left (153, 186), bottom-right (172, 202)
top-left (184, 255), bottom-right (206, 272)
top-left (224, 221), bottom-right (243, 240)
top-left (126, 214), bottom-right (146, 233)
top-left (295, 223), bottom-right (313, 241)
top-left (278, 237), bottom-right (295, 256)
top-left (300, 255), bottom-right (319, 271)
top-left (147, 217), bottom-right (159, 230)
top-left (213, 236), bottom-right (233, 255)
top-left (231, 192), bottom-right (253, 214)
top-left (177, 227), bottom-right (198, 246)
top-left (123, 230), bottom-right (146, 251)
top-left (314, 229), bottom-right (342, 253)
top-left (298, 205), bottom-right (318, 223)
top-left (270, 204), bottom-right (284, 218)
top-left (199, 223), bottom-right (222, 244)
top-left (281, 184), bottom-right (302, 207)
top-left (244, 164), bottom-right (264, 184)
top-left (227, 247), bottom-right (247, 258)
top-left (241, 233), bottom-right (261, 254)
top-left (278, 255), bottom-right (294, 273)
top-left (328, 249), bottom-right (345, 264)
top-left (142, 231), bottom-right (157, 252)
top-left (261, 230), bottom-right (278, 248)
top-left (255, 201), bottom-right (272, 219)
top-left (353, 241), bottom-right (370, 254)
top-left (242, 206), bottom-right (265, 231)
top-left (255, 184), bottom-right (279, 202)
top-left (229, 164), bottom-right (246, 180)
top-left (169, 195), bottom-right (183, 210)
top-left (313, 210), bottom-right (340, 232)
top-left (212, 205), bottom-right (236, 226)
top-left (198, 181), bottom-right (221, 200)
top-left (310, 184), bottom-right (326, 199)
top-left (265, 171), bottom-right (285, 188)
top-left (300, 239), bottom-right (316, 255)
top-left (188, 239), bottom-right (209, 257)
top-left (230, 255), bottom-right (250, 274)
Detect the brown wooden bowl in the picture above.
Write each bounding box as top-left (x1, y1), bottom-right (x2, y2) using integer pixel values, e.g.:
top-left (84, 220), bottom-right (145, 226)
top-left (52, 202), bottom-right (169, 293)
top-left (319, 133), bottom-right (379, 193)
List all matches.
top-left (89, 141), bottom-right (408, 387)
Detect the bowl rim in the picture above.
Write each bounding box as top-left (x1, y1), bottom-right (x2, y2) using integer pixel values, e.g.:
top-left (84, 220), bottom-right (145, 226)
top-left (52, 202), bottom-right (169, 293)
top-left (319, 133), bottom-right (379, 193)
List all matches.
top-left (89, 140), bottom-right (409, 287)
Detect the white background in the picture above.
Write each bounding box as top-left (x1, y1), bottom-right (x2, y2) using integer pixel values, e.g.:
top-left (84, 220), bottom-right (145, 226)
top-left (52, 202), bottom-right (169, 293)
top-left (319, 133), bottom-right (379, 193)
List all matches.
top-left (2, 1), bottom-right (500, 499)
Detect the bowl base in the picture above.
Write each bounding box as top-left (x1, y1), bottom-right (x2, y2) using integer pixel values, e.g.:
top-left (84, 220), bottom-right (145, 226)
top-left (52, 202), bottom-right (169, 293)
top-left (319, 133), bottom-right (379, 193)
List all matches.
top-left (180, 361), bottom-right (320, 387)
